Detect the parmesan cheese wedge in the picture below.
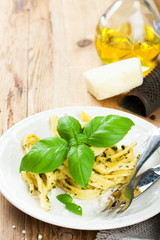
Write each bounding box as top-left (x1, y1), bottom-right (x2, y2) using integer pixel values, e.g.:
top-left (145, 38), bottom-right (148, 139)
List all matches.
top-left (84, 58), bottom-right (143, 100)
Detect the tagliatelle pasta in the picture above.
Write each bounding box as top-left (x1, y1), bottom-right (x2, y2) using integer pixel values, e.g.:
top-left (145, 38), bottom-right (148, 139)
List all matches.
top-left (21, 112), bottom-right (139, 211)
top-left (22, 134), bottom-right (40, 154)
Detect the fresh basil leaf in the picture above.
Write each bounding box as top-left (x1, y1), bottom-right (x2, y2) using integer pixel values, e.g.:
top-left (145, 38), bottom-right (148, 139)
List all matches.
top-left (20, 137), bottom-right (68, 173)
top-left (66, 203), bottom-right (82, 216)
top-left (56, 193), bottom-right (73, 204)
top-left (68, 138), bottom-right (77, 148)
top-left (57, 116), bottom-right (82, 141)
top-left (76, 134), bottom-right (88, 144)
top-left (57, 193), bottom-right (82, 216)
top-left (68, 144), bottom-right (94, 188)
top-left (69, 134), bottom-right (88, 148)
top-left (83, 115), bottom-right (134, 147)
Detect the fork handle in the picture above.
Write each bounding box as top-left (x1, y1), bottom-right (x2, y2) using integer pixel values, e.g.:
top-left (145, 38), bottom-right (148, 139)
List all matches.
top-left (136, 129), bottom-right (160, 175)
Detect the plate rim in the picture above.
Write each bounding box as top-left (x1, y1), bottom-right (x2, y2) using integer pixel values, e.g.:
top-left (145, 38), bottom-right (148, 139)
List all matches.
top-left (0, 106), bottom-right (159, 230)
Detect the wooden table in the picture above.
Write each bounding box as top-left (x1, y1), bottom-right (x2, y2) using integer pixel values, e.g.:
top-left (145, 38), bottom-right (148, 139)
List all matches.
top-left (0, 0), bottom-right (160, 239)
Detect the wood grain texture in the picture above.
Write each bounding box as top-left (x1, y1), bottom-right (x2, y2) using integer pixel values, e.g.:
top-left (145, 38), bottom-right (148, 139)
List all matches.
top-left (0, 0), bottom-right (160, 239)
top-left (0, 0), bottom-right (28, 239)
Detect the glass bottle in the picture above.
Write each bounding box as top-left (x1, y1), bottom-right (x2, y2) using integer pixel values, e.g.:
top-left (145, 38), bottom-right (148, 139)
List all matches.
top-left (95, 0), bottom-right (160, 69)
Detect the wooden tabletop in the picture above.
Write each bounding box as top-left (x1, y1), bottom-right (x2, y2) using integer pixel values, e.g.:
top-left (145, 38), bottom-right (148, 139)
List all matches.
top-left (0, 0), bottom-right (160, 239)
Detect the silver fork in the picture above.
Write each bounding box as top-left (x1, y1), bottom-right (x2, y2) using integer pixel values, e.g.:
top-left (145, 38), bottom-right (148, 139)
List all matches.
top-left (104, 128), bottom-right (160, 213)
top-left (134, 163), bottom-right (160, 197)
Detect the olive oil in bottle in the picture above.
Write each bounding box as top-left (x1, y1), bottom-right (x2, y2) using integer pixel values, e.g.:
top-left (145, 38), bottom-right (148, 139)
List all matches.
top-left (95, 0), bottom-right (160, 68)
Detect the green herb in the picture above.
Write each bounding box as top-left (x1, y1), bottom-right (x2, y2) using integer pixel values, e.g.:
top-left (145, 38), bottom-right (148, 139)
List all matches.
top-left (121, 145), bottom-right (126, 150)
top-left (68, 144), bottom-right (94, 188)
top-left (57, 193), bottom-right (82, 216)
top-left (83, 115), bottom-right (134, 147)
top-left (66, 203), bottom-right (82, 216)
top-left (20, 137), bottom-right (69, 173)
top-left (106, 157), bottom-right (111, 162)
top-left (19, 114), bottom-right (134, 188)
top-left (57, 116), bottom-right (82, 141)
top-left (68, 134), bottom-right (87, 148)
top-left (112, 146), bottom-right (118, 151)
top-left (56, 193), bottom-right (73, 204)
top-left (76, 134), bottom-right (88, 144)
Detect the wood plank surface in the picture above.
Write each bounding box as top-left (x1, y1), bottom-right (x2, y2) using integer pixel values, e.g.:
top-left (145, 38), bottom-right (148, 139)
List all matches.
top-left (0, 0), bottom-right (160, 239)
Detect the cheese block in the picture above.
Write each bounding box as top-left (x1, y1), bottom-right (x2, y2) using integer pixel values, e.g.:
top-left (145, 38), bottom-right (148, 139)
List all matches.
top-left (84, 58), bottom-right (143, 100)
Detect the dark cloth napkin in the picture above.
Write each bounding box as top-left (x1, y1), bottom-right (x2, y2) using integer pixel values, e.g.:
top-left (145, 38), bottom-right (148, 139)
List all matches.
top-left (95, 213), bottom-right (160, 240)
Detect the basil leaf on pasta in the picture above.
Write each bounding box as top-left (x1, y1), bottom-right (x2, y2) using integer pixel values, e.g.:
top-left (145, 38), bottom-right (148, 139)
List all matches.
top-left (68, 144), bottom-right (94, 188)
top-left (20, 137), bottom-right (68, 173)
top-left (83, 115), bottom-right (134, 147)
top-left (57, 116), bottom-right (82, 141)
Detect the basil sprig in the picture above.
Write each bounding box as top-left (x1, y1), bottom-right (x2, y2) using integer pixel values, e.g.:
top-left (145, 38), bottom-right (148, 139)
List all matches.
top-left (57, 116), bottom-right (82, 141)
top-left (83, 115), bottom-right (134, 147)
top-left (56, 193), bottom-right (82, 216)
top-left (56, 193), bottom-right (73, 204)
top-left (66, 203), bottom-right (82, 216)
top-left (20, 137), bottom-right (69, 173)
top-left (68, 144), bottom-right (94, 188)
top-left (20, 114), bottom-right (134, 188)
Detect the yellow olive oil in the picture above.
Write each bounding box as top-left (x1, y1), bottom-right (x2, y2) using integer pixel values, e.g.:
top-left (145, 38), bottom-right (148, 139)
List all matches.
top-left (95, 23), bottom-right (160, 68)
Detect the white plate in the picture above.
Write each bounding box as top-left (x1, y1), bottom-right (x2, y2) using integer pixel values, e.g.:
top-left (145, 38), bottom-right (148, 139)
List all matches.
top-left (0, 106), bottom-right (160, 230)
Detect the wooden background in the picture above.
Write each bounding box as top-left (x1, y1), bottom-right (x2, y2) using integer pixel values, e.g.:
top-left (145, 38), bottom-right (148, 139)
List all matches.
top-left (0, 0), bottom-right (160, 239)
